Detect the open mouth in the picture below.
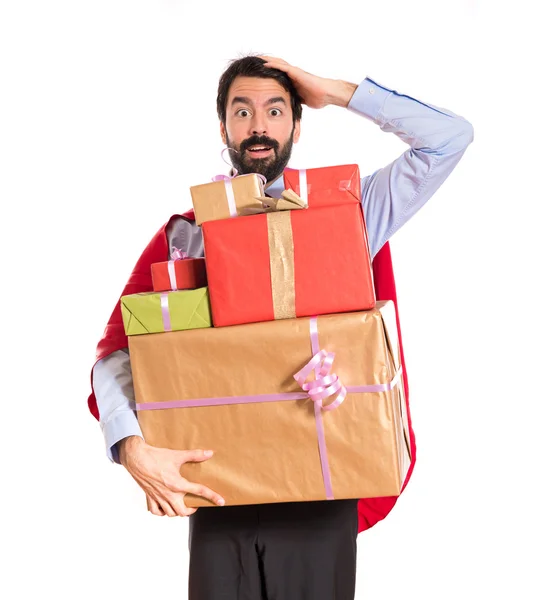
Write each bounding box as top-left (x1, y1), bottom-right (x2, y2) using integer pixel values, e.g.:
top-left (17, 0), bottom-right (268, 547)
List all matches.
top-left (246, 145), bottom-right (274, 158)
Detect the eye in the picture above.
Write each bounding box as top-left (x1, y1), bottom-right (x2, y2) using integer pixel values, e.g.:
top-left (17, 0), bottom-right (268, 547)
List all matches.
top-left (269, 108), bottom-right (282, 117)
top-left (236, 109), bottom-right (250, 118)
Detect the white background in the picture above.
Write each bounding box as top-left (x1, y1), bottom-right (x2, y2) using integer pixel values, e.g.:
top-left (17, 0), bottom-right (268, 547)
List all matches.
top-left (1, 1), bottom-right (541, 598)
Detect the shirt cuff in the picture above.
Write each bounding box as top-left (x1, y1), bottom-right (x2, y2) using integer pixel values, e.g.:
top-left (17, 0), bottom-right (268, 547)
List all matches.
top-left (347, 77), bottom-right (392, 122)
top-left (102, 411), bottom-right (144, 464)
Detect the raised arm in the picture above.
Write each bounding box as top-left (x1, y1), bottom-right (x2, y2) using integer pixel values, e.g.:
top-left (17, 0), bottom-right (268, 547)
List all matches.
top-left (260, 57), bottom-right (474, 257)
top-left (348, 78), bottom-right (473, 256)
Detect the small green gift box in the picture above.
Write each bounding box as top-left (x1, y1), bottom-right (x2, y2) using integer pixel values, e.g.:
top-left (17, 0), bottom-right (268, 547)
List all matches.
top-left (121, 288), bottom-right (212, 335)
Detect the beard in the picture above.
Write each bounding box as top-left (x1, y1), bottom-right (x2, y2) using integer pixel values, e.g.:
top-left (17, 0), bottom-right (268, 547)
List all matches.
top-left (225, 129), bottom-right (295, 183)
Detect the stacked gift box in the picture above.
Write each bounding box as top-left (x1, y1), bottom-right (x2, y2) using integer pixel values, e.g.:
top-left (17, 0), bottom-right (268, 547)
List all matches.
top-left (121, 165), bottom-right (412, 508)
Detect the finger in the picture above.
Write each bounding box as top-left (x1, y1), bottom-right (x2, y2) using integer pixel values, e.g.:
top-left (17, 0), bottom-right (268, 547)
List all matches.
top-left (180, 449), bottom-right (215, 464)
top-left (262, 61), bottom-right (290, 73)
top-left (158, 499), bottom-right (177, 517)
top-left (168, 495), bottom-right (198, 517)
top-left (259, 55), bottom-right (289, 65)
top-left (184, 481), bottom-right (225, 507)
top-left (259, 57), bottom-right (291, 71)
top-left (147, 496), bottom-right (165, 517)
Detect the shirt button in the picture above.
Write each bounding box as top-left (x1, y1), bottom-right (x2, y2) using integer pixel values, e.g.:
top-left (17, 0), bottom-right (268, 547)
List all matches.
top-left (369, 87), bottom-right (375, 94)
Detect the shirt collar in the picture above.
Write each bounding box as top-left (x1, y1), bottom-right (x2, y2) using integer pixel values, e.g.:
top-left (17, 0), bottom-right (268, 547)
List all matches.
top-left (264, 174), bottom-right (285, 199)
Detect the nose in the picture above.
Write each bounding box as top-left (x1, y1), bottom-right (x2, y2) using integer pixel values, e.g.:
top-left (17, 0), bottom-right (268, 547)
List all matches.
top-left (250, 113), bottom-right (267, 136)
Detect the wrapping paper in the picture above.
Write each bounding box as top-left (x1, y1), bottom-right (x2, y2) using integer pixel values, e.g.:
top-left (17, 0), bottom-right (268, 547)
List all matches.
top-left (190, 174), bottom-right (265, 225)
top-left (151, 257), bottom-right (207, 292)
top-left (202, 203), bottom-right (375, 327)
top-left (129, 301), bottom-right (411, 507)
top-left (283, 164), bottom-right (361, 208)
top-left (120, 288), bottom-right (212, 335)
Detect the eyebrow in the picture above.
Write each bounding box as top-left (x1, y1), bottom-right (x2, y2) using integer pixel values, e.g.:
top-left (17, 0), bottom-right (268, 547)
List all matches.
top-left (231, 96), bottom-right (287, 107)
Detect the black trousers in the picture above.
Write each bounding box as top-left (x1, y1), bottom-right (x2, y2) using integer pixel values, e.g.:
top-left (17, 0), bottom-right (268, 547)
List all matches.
top-left (188, 499), bottom-right (358, 600)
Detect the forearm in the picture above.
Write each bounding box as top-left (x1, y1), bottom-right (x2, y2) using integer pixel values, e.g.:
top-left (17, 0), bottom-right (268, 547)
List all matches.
top-left (92, 349), bottom-right (143, 463)
top-left (326, 80), bottom-right (358, 108)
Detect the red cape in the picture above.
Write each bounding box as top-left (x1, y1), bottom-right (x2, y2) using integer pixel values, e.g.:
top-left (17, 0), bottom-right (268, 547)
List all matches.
top-left (88, 209), bottom-right (417, 532)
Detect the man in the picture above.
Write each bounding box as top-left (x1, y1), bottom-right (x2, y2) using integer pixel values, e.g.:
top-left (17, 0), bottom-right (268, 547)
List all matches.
top-left (90, 55), bottom-right (474, 599)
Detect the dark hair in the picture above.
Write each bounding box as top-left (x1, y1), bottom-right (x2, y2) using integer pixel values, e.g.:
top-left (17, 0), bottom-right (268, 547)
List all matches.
top-left (217, 55), bottom-right (303, 124)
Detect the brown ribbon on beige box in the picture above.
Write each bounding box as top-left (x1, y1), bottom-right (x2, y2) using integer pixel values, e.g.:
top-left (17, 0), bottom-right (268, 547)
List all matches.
top-left (239, 188), bottom-right (308, 215)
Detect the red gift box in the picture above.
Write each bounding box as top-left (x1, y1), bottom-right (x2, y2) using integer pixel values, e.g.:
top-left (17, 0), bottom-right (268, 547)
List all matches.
top-left (151, 255), bottom-right (207, 292)
top-left (202, 203), bottom-right (375, 327)
top-left (283, 164), bottom-right (361, 208)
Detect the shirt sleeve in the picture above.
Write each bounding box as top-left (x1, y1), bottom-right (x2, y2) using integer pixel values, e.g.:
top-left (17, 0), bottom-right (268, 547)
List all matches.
top-left (92, 348), bottom-right (143, 464)
top-left (348, 77), bottom-right (474, 258)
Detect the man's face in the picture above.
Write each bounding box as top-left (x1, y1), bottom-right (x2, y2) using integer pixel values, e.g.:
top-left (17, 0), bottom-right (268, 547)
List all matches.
top-left (220, 76), bottom-right (301, 184)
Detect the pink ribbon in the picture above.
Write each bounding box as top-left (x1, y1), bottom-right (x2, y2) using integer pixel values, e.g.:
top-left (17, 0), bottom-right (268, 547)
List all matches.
top-left (162, 247), bottom-right (190, 329)
top-left (171, 247), bottom-right (188, 260)
top-left (211, 172), bottom-right (238, 182)
top-left (136, 317), bottom-right (402, 500)
top-left (167, 246), bottom-right (189, 291)
top-left (212, 147), bottom-right (239, 180)
top-left (292, 317), bottom-right (346, 499)
top-left (211, 171), bottom-right (267, 187)
top-left (160, 293), bottom-right (172, 332)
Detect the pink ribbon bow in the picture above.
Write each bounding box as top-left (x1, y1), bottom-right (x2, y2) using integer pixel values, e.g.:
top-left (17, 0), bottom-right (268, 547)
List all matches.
top-left (171, 247), bottom-right (189, 261)
top-left (293, 350), bottom-right (347, 411)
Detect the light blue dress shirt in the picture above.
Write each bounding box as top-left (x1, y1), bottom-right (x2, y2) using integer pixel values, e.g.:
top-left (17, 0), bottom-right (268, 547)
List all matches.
top-left (92, 77), bottom-right (474, 463)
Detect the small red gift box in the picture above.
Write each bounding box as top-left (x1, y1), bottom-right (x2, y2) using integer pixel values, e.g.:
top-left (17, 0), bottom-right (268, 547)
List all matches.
top-left (202, 203), bottom-right (375, 327)
top-left (283, 164), bottom-right (361, 208)
top-left (151, 250), bottom-right (207, 292)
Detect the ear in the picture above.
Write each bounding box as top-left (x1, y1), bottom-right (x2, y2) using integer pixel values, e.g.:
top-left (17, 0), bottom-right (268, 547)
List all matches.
top-left (293, 120), bottom-right (301, 144)
top-left (220, 121), bottom-right (227, 145)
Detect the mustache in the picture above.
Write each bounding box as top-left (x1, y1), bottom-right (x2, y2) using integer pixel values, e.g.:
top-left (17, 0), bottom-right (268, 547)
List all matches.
top-left (240, 135), bottom-right (279, 153)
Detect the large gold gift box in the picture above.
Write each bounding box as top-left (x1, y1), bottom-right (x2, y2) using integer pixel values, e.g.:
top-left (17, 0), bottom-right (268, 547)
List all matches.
top-left (129, 301), bottom-right (412, 507)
